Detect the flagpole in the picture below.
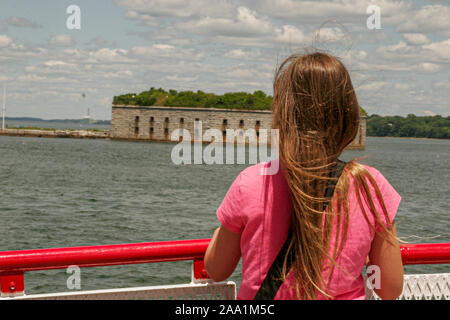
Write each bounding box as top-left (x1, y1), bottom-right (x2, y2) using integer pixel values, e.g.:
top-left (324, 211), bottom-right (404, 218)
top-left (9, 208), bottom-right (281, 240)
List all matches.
top-left (2, 84), bottom-right (5, 130)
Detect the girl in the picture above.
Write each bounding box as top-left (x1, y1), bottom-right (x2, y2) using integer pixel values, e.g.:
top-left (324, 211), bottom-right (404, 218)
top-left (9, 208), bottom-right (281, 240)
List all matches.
top-left (204, 52), bottom-right (404, 300)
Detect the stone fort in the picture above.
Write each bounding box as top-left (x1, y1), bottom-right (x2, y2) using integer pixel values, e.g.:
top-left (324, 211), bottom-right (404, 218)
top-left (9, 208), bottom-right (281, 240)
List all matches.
top-left (111, 105), bottom-right (366, 150)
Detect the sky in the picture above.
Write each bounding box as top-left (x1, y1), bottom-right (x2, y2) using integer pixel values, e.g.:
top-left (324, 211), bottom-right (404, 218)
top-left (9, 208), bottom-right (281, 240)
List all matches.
top-left (0, 0), bottom-right (449, 120)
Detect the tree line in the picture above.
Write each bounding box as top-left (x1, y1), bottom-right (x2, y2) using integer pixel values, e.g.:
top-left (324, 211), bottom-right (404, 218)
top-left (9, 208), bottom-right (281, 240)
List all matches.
top-left (113, 87), bottom-right (273, 110)
top-left (367, 114), bottom-right (450, 139)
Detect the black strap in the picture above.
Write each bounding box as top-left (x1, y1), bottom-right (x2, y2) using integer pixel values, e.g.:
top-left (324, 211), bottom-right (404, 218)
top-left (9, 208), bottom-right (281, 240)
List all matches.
top-left (323, 160), bottom-right (347, 210)
top-left (254, 160), bottom-right (347, 300)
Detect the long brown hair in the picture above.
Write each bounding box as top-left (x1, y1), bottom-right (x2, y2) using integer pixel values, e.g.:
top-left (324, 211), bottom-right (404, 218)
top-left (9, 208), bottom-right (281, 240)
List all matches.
top-left (272, 52), bottom-right (394, 299)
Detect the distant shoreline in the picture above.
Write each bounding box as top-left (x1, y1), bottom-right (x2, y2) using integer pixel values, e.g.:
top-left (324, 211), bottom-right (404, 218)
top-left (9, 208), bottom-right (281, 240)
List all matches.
top-left (367, 135), bottom-right (449, 141)
top-left (4, 117), bottom-right (111, 123)
top-left (0, 128), bottom-right (109, 139)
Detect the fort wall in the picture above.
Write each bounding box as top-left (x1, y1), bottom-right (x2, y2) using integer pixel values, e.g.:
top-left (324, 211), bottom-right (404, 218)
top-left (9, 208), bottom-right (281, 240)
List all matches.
top-left (111, 105), bottom-right (366, 149)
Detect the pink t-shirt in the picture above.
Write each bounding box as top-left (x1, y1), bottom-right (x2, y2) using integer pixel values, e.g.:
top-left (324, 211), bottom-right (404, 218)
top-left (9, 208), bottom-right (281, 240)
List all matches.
top-left (216, 160), bottom-right (401, 300)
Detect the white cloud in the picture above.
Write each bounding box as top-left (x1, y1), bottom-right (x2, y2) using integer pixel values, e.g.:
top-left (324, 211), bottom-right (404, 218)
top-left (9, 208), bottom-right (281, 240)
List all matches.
top-left (224, 65), bottom-right (272, 81)
top-left (115, 0), bottom-right (235, 18)
top-left (17, 74), bottom-right (47, 82)
top-left (49, 35), bottom-right (75, 46)
top-left (375, 40), bottom-right (423, 63)
top-left (394, 83), bottom-right (410, 90)
top-left (403, 33), bottom-right (430, 45)
top-left (275, 25), bottom-right (307, 44)
top-left (422, 39), bottom-right (450, 61)
top-left (0, 34), bottom-right (13, 47)
top-left (313, 27), bottom-right (346, 43)
top-left (7, 16), bottom-right (42, 28)
top-left (395, 5), bottom-right (450, 35)
top-left (153, 44), bottom-right (175, 51)
top-left (421, 62), bottom-right (440, 72)
top-left (433, 81), bottom-right (450, 89)
top-left (224, 49), bottom-right (261, 60)
top-left (131, 44), bottom-right (204, 61)
top-left (236, 6), bottom-right (272, 34)
top-left (225, 68), bottom-right (255, 79)
top-left (358, 81), bottom-right (389, 91)
top-left (58, 48), bottom-right (134, 64)
top-left (177, 7), bottom-right (273, 38)
top-left (44, 60), bottom-right (70, 67)
top-left (263, 0), bottom-right (409, 20)
top-left (166, 74), bottom-right (199, 82)
top-left (0, 75), bottom-right (13, 82)
top-left (89, 48), bottom-right (130, 63)
top-left (104, 70), bottom-right (133, 78)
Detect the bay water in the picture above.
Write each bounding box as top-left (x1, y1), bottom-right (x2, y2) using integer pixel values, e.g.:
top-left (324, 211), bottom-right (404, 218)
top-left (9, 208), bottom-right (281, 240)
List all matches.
top-left (0, 135), bottom-right (448, 294)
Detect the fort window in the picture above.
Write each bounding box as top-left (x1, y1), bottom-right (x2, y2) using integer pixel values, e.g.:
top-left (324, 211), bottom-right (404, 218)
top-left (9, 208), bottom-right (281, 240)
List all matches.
top-left (165, 117), bottom-right (169, 123)
top-left (149, 126), bottom-right (154, 139)
top-left (195, 118), bottom-right (200, 122)
top-left (134, 126), bottom-right (139, 134)
top-left (239, 120), bottom-right (244, 128)
top-left (180, 118), bottom-right (184, 124)
top-left (223, 119), bottom-right (228, 125)
top-left (135, 116), bottom-right (140, 122)
top-left (150, 116), bottom-right (154, 123)
top-left (255, 120), bottom-right (261, 136)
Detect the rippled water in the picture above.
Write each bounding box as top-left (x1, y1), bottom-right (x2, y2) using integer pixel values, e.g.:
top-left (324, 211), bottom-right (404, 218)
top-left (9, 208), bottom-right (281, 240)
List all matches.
top-left (0, 136), bottom-right (448, 295)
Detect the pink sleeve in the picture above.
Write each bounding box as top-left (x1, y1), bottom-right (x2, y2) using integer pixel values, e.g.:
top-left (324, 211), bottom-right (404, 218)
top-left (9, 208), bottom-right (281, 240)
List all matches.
top-left (216, 173), bottom-right (245, 234)
top-left (366, 167), bottom-right (402, 230)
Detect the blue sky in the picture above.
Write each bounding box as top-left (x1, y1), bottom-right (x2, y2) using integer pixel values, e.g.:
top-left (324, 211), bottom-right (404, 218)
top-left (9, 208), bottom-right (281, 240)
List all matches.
top-left (0, 0), bottom-right (449, 119)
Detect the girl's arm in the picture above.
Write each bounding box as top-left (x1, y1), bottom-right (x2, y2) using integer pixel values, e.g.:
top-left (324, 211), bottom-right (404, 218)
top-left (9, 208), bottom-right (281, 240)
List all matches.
top-left (368, 223), bottom-right (404, 300)
top-left (204, 226), bottom-right (241, 282)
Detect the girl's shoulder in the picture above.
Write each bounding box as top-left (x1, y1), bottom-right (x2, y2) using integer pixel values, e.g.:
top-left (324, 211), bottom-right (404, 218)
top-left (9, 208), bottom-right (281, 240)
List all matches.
top-left (355, 163), bottom-right (391, 187)
top-left (238, 159), bottom-right (282, 180)
top-left (233, 160), bottom-right (285, 194)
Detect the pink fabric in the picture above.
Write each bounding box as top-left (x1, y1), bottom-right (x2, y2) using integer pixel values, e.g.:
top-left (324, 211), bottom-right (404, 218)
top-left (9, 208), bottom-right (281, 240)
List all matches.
top-left (216, 160), bottom-right (401, 300)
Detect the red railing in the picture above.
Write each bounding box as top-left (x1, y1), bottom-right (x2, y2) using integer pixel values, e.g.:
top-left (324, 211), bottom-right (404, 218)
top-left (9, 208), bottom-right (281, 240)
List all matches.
top-left (0, 240), bottom-right (449, 297)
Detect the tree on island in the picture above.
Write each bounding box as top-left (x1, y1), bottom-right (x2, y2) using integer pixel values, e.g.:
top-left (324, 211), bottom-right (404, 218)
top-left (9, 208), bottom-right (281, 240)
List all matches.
top-left (113, 87), bottom-right (274, 111)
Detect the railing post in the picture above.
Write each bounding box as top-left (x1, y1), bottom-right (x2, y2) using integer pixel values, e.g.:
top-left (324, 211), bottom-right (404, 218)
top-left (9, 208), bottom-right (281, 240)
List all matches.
top-left (0, 272), bottom-right (25, 297)
top-left (191, 259), bottom-right (210, 283)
